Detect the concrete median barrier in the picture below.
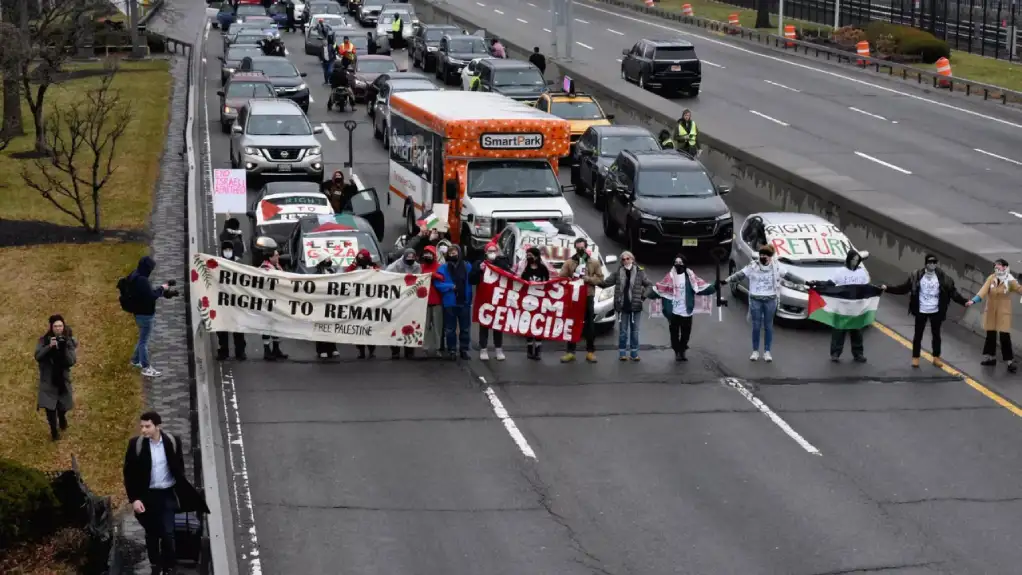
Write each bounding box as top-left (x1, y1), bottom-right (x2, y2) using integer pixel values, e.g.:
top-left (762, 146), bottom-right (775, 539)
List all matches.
top-left (411, 0), bottom-right (1022, 348)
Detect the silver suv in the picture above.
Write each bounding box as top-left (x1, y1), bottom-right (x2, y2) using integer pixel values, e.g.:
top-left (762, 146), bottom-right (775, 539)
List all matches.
top-left (229, 99), bottom-right (324, 182)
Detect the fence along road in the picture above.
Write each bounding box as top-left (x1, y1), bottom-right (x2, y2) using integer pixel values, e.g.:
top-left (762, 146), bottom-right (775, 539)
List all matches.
top-left (431, 0), bottom-right (1022, 248)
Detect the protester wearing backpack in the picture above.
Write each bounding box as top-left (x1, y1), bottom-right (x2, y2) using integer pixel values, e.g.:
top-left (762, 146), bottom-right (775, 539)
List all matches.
top-left (119, 256), bottom-right (171, 378)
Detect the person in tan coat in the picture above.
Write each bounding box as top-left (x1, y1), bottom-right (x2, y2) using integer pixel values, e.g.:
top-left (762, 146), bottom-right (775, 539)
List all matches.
top-left (559, 237), bottom-right (605, 364)
top-left (966, 259), bottom-right (1022, 372)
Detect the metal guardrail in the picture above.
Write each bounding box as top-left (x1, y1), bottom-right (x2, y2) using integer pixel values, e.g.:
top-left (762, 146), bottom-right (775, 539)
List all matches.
top-left (597, 0), bottom-right (1022, 104)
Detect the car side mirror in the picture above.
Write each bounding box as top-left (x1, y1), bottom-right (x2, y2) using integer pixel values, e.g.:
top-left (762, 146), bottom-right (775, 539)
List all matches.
top-left (718, 185), bottom-right (732, 195)
top-left (216, 90), bottom-right (225, 97)
top-left (231, 124), bottom-right (243, 134)
top-left (605, 255), bottom-right (618, 264)
top-left (313, 126), bottom-right (324, 134)
top-left (605, 114), bottom-right (615, 121)
top-left (621, 49), bottom-right (629, 56)
top-left (300, 72), bottom-right (308, 77)
top-left (218, 56), bottom-right (225, 62)
top-left (445, 179), bottom-right (458, 201)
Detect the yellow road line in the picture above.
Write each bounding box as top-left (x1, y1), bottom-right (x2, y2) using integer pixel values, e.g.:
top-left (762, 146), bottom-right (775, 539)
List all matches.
top-left (873, 322), bottom-right (1022, 418)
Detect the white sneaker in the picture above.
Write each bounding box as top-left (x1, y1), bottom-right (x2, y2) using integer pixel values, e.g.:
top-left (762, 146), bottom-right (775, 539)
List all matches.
top-left (763, 351), bottom-right (773, 363)
top-left (479, 349), bottom-right (489, 361)
top-left (319, 352), bottom-right (329, 359)
top-left (495, 348), bottom-right (506, 361)
top-left (750, 351), bottom-right (760, 362)
top-left (141, 367), bottom-right (162, 377)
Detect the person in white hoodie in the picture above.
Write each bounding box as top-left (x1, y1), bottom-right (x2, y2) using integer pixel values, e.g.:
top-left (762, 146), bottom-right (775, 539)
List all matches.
top-left (725, 245), bottom-right (803, 362)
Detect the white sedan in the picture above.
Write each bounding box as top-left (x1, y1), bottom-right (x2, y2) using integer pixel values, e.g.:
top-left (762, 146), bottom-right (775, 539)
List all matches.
top-left (460, 57), bottom-right (494, 91)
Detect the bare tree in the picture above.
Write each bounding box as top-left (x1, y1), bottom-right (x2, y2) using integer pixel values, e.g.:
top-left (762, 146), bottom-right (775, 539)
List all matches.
top-left (0, 0), bottom-right (26, 139)
top-left (20, 0), bottom-right (107, 155)
top-left (21, 65), bottom-right (131, 233)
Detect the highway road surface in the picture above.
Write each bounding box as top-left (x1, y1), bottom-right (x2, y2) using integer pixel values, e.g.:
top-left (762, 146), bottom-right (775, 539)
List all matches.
top-left (439, 0), bottom-right (1022, 250)
top-left (198, 18), bottom-right (1022, 575)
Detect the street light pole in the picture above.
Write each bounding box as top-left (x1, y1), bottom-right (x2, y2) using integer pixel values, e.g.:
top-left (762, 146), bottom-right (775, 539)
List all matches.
top-left (777, 0), bottom-right (784, 36)
top-left (565, 0), bottom-right (573, 59)
top-left (834, 0), bottom-right (840, 29)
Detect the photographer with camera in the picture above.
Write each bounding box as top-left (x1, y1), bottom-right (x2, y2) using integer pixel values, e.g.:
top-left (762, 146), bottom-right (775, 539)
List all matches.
top-left (118, 256), bottom-right (178, 378)
top-left (35, 314), bottom-right (77, 441)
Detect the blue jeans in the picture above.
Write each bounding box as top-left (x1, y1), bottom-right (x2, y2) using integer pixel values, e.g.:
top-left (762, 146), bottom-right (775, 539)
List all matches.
top-left (618, 310), bottom-right (640, 358)
top-left (749, 297), bottom-right (777, 352)
top-left (444, 305), bottom-right (472, 352)
top-left (132, 314), bottom-right (154, 368)
top-left (321, 60), bottom-right (334, 84)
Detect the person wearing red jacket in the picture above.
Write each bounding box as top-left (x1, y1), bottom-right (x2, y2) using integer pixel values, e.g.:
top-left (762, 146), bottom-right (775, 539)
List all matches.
top-left (346, 249), bottom-right (379, 359)
top-left (419, 245), bottom-right (445, 357)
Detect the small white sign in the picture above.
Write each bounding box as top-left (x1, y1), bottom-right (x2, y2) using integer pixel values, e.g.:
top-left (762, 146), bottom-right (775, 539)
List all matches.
top-left (479, 133), bottom-right (544, 150)
top-left (213, 169), bottom-right (247, 214)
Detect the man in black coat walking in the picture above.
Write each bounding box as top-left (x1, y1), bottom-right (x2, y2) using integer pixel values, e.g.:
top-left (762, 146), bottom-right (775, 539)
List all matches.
top-left (529, 47), bottom-right (546, 75)
top-left (123, 411), bottom-right (208, 575)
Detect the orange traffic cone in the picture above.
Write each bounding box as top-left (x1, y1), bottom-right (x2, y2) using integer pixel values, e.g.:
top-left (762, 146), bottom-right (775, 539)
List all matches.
top-left (681, 3), bottom-right (693, 16)
top-left (935, 57), bottom-right (952, 88)
top-left (856, 40), bottom-right (870, 65)
top-left (727, 13), bottom-right (739, 34)
top-left (783, 24), bottom-right (796, 47)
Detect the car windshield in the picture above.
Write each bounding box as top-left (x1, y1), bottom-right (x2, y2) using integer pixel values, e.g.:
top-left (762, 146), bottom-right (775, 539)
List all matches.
top-left (253, 61), bottom-right (299, 76)
top-left (268, 4), bottom-right (285, 14)
top-left (303, 231), bottom-right (376, 268)
top-left (236, 5), bottom-right (265, 16)
top-left (468, 160), bottom-right (561, 198)
top-left (551, 101), bottom-right (603, 120)
top-left (311, 4), bottom-right (341, 13)
top-left (654, 46), bottom-right (696, 60)
top-left (425, 29), bottom-right (450, 41)
top-left (448, 38), bottom-right (488, 53)
top-left (600, 135), bottom-right (659, 157)
top-left (494, 68), bottom-right (544, 86)
top-left (346, 36), bottom-right (368, 50)
top-left (247, 114), bottom-right (311, 135)
top-left (227, 82), bottom-right (276, 98)
top-left (227, 48), bottom-right (262, 61)
top-left (236, 35), bottom-right (268, 44)
top-left (390, 81), bottom-right (437, 92)
top-left (637, 169), bottom-right (715, 198)
top-left (357, 59), bottom-right (397, 73)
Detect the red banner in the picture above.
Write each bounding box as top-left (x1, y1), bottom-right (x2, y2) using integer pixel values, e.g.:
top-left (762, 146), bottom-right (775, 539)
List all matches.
top-left (472, 263), bottom-right (587, 342)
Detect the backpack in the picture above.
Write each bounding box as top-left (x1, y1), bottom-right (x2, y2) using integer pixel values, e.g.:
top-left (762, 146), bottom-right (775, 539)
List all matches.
top-left (117, 275), bottom-right (136, 314)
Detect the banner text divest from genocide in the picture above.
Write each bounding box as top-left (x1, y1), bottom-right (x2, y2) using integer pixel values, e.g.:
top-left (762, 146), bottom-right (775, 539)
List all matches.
top-left (472, 263), bottom-right (587, 342)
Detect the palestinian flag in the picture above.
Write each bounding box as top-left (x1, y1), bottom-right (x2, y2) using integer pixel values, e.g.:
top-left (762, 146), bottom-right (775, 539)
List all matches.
top-left (417, 211), bottom-right (442, 230)
top-left (808, 284), bottom-right (883, 330)
top-left (515, 221), bottom-right (559, 235)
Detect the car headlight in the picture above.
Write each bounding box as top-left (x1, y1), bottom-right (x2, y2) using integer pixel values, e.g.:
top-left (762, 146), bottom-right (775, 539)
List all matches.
top-left (471, 216), bottom-right (492, 236)
top-left (716, 213), bottom-right (732, 221)
top-left (309, 146), bottom-right (321, 156)
top-left (244, 146), bottom-right (258, 155)
top-left (427, 46), bottom-right (437, 52)
top-left (355, 78), bottom-right (366, 87)
top-left (223, 106), bottom-right (234, 114)
top-left (781, 278), bottom-right (807, 292)
top-left (449, 58), bottom-right (465, 65)
top-left (638, 210), bottom-right (661, 222)
top-left (296, 83), bottom-right (307, 91)
top-left (224, 67), bottom-right (235, 73)
top-left (598, 165), bottom-right (609, 174)
top-left (598, 286), bottom-right (614, 302)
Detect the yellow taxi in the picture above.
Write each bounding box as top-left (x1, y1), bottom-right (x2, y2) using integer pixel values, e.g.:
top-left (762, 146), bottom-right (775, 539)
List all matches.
top-left (533, 81), bottom-right (613, 157)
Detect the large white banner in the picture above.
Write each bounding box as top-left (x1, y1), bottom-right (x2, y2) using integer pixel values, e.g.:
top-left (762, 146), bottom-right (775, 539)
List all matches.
top-left (190, 254), bottom-right (431, 346)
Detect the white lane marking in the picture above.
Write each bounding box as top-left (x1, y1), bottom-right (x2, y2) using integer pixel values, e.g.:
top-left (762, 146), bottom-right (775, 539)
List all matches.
top-left (494, 8), bottom-right (504, 14)
top-left (975, 148), bottom-right (1022, 166)
top-left (764, 79), bottom-right (800, 92)
top-left (616, 58), bottom-right (622, 62)
top-left (528, 1), bottom-right (536, 5)
top-left (854, 151), bottom-right (913, 174)
top-left (576, 41), bottom-right (594, 50)
top-left (517, 17), bottom-right (528, 23)
top-left (221, 369), bottom-right (265, 573)
top-left (483, 381), bottom-right (536, 459)
top-left (1010, 211), bottom-right (1022, 219)
top-left (543, 27), bottom-right (552, 32)
top-left (849, 106), bottom-right (894, 123)
top-left (575, 18), bottom-right (590, 23)
top-left (351, 172), bottom-right (364, 189)
top-left (202, 57), bottom-right (207, 63)
top-left (576, 0), bottom-right (1022, 131)
top-left (476, 1), bottom-right (485, 5)
top-left (607, 28), bottom-right (624, 35)
top-left (749, 110), bottom-right (789, 127)
top-left (321, 123), bottom-right (336, 141)
top-left (308, 94), bottom-right (314, 103)
top-left (702, 60), bottom-right (724, 68)
top-left (723, 378), bottom-right (821, 455)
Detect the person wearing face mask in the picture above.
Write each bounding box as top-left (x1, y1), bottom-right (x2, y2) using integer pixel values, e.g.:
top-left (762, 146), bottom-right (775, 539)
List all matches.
top-left (321, 171), bottom-right (359, 214)
top-left (517, 246), bottom-right (551, 360)
top-left (259, 247), bottom-right (290, 362)
top-left (824, 249), bottom-right (873, 363)
top-left (470, 241), bottom-right (512, 361)
top-left (725, 245), bottom-right (803, 362)
top-left (651, 255), bottom-right (719, 362)
top-left (220, 217), bottom-right (245, 263)
top-left (346, 248), bottom-right (381, 359)
top-left (600, 250), bottom-right (653, 361)
top-left (387, 248), bottom-right (422, 359)
top-left (314, 259), bottom-right (341, 359)
top-left (435, 245), bottom-right (473, 360)
top-left (966, 259), bottom-right (1022, 372)
top-left (217, 240), bottom-right (248, 361)
top-left (559, 237), bottom-right (605, 363)
top-left (883, 254), bottom-right (968, 368)
top-left (419, 245), bottom-right (446, 357)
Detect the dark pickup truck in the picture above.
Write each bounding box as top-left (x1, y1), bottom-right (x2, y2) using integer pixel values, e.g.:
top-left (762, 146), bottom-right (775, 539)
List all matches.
top-left (620, 39), bottom-right (702, 97)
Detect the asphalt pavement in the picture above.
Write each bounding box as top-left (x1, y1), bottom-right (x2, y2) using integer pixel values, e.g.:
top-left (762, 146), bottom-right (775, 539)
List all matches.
top-left (438, 0), bottom-right (1022, 249)
top-left (200, 19), bottom-right (1022, 575)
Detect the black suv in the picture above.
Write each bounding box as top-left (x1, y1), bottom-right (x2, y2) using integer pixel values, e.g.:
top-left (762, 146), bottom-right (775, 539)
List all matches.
top-left (620, 39), bottom-right (701, 97)
top-left (601, 150), bottom-right (732, 258)
top-left (475, 58), bottom-right (548, 102)
top-left (572, 125), bottom-right (661, 210)
top-left (435, 34), bottom-right (492, 85)
top-left (410, 24), bottom-right (461, 72)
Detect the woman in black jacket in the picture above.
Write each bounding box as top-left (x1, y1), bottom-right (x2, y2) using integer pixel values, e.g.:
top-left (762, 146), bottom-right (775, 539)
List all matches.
top-left (884, 254), bottom-right (968, 368)
top-left (36, 314), bottom-right (77, 440)
top-left (518, 247), bottom-right (550, 360)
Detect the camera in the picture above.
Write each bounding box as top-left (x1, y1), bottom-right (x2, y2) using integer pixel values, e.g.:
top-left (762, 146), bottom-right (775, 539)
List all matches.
top-left (163, 279), bottom-right (180, 299)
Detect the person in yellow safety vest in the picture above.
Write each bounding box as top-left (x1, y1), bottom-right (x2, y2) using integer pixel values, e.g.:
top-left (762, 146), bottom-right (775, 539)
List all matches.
top-left (391, 14), bottom-right (403, 50)
top-left (675, 108), bottom-right (697, 155)
top-left (469, 74), bottom-right (481, 91)
top-left (338, 36), bottom-right (356, 68)
top-left (658, 129), bottom-right (675, 149)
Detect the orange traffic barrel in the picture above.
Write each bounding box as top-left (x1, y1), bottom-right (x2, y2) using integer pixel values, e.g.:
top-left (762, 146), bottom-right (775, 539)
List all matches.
top-left (935, 57), bottom-right (952, 88)
top-left (681, 3), bottom-right (693, 16)
top-left (856, 40), bottom-right (870, 65)
top-left (783, 24), bottom-right (796, 47)
top-left (727, 13), bottom-right (739, 33)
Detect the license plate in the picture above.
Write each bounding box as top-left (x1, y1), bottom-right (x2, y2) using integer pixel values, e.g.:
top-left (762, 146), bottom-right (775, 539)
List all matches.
top-left (278, 164), bottom-right (292, 172)
top-left (671, 65), bottom-right (681, 71)
top-left (682, 238), bottom-right (698, 247)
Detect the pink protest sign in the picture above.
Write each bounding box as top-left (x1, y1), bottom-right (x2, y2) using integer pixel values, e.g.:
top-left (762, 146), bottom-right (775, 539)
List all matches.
top-left (213, 169), bottom-right (247, 214)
